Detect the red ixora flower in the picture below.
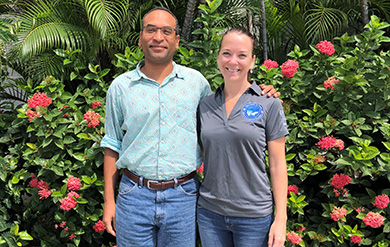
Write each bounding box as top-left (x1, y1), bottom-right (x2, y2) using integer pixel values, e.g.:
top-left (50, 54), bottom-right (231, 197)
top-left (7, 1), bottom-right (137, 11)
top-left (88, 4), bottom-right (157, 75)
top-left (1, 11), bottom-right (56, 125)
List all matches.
top-left (281, 59), bottom-right (299, 78)
top-left (286, 231), bottom-right (302, 245)
top-left (350, 235), bottom-right (362, 244)
top-left (68, 233), bottom-right (76, 240)
top-left (316, 40), bottom-right (335, 56)
top-left (28, 92), bottom-right (52, 109)
top-left (296, 226), bottom-right (306, 232)
top-left (263, 59), bottom-right (279, 69)
top-left (363, 212), bottom-right (384, 228)
top-left (287, 185), bottom-right (298, 196)
top-left (372, 194), bottom-right (390, 209)
top-left (26, 108), bottom-right (40, 121)
top-left (60, 192), bottom-right (80, 211)
top-left (38, 189), bottom-right (51, 199)
top-left (330, 173), bottom-right (351, 189)
top-left (92, 101), bottom-right (102, 109)
top-left (197, 163), bottom-right (204, 174)
top-left (93, 220), bottom-right (106, 233)
top-left (324, 76), bottom-right (340, 89)
top-left (67, 176), bottom-right (82, 191)
top-left (330, 206), bottom-right (347, 222)
top-left (312, 154), bottom-right (326, 163)
top-left (83, 111), bottom-right (101, 128)
top-left (316, 135), bottom-right (344, 151)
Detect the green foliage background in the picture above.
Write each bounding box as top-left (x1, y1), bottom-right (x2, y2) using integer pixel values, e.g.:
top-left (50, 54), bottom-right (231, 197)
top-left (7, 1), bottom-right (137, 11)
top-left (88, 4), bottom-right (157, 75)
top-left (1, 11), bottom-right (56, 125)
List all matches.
top-left (0, 1), bottom-right (390, 247)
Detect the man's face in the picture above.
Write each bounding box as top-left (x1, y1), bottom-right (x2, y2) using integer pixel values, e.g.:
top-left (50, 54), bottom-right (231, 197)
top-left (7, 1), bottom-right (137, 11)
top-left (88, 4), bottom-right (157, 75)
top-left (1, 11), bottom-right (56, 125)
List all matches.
top-left (138, 10), bottom-right (179, 65)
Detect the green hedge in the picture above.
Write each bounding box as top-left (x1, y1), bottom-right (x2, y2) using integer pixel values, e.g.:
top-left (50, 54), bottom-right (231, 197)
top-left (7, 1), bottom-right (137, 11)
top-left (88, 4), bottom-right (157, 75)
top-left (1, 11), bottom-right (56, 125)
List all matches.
top-left (1, 7), bottom-right (390, 247)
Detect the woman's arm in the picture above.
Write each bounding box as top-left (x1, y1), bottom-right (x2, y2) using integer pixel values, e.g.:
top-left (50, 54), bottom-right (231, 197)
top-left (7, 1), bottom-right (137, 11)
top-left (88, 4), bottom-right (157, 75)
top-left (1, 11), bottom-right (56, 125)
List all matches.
top-left (267, 136), bottom-right (287, 247)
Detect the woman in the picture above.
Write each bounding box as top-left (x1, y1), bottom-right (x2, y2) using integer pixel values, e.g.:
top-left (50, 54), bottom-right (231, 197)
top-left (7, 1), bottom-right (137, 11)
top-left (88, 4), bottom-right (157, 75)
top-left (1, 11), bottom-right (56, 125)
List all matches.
top-left (197, 27), bottom-right (288, 247)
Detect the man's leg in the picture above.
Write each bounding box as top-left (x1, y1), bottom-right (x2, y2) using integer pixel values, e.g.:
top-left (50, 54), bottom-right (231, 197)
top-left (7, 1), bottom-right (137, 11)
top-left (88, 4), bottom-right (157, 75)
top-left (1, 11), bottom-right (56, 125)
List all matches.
top-left (156, 178), bottom-right (199, 247)
top-left (115, 174), bottom-right (157, 247)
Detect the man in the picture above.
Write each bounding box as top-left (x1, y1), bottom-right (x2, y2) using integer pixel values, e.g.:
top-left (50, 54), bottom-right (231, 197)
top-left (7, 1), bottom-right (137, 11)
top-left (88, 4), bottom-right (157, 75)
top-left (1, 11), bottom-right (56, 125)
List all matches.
top-left (101, 7), bottom-right (278, 247)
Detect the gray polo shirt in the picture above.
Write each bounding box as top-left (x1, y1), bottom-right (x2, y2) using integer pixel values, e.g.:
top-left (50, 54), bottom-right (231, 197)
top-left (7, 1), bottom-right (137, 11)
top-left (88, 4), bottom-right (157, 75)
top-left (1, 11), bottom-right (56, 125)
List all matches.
top-left (198, 82), bottom-right (289, 218)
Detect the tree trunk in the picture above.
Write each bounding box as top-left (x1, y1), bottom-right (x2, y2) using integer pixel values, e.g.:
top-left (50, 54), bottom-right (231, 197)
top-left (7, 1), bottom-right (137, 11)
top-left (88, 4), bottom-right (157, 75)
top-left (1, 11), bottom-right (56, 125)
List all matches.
top-left (360, 0), bottom-right (369, 26)
top-left (182, 0), bottom-right (199, 42)
top-left (260, 0), bottom-right (268, 60)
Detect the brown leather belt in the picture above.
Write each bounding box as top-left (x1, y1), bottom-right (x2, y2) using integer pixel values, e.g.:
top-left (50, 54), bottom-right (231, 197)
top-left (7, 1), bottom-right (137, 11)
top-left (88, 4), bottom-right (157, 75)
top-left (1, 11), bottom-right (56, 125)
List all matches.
top-left (124, 169), bottom-right (196, 190)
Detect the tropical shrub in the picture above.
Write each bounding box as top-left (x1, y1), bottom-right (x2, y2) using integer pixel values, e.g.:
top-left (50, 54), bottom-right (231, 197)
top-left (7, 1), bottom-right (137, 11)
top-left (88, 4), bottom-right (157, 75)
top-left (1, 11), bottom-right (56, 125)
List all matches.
top-left (0, 49), bottom-right (115, 246)
top-left (1, 1), bottom-right (390, 246)
top-left (256, 15), bottom-right (390, 246)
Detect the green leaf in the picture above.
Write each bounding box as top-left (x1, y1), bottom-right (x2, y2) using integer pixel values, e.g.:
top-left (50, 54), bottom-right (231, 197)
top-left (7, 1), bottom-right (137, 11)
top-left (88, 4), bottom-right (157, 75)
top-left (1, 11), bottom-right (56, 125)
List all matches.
top-left (70, 72), bottom-right (78, 81)
top-left (51, 191), bottom-right (63, 197)
top-left (26, 143), bottom-right (36, 150)
top-left (64, 136), bottom-right (76, 145)
top-left (18, 231), bottom-right (33, 241)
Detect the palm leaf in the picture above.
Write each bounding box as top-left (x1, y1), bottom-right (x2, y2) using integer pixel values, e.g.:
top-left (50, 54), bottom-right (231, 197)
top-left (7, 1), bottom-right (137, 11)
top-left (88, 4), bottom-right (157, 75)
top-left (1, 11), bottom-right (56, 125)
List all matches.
top-left (305, 2), bottom-right (348, 43)
top-left (83, 0), bottom-right (127, 39)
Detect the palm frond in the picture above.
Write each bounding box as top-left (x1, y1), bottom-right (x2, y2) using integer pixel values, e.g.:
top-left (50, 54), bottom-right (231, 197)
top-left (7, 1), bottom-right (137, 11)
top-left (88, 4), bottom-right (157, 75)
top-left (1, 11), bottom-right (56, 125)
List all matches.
top-left (305, 3), bottom-right (348, 43)
top-left (11, 0), bottom-right (93, 60)
top-left (84, 0), bottom-right (127, 39)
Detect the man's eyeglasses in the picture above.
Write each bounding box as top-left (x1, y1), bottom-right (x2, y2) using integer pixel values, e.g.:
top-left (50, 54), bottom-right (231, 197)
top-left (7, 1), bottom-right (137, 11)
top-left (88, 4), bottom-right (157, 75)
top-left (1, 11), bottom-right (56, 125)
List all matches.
top-left (142, 25), bottom-right (177, 36)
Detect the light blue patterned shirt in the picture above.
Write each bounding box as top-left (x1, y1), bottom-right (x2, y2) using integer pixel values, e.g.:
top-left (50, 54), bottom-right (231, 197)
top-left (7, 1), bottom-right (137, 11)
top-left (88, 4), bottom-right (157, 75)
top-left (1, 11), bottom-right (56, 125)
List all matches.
top-left (101, 61), bottom-right (212, 180)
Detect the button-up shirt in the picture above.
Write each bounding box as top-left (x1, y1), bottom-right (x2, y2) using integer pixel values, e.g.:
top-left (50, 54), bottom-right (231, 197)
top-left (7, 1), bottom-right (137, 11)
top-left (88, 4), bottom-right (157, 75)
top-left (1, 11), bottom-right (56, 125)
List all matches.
top-left (101, 61), bottom-right (212, 180)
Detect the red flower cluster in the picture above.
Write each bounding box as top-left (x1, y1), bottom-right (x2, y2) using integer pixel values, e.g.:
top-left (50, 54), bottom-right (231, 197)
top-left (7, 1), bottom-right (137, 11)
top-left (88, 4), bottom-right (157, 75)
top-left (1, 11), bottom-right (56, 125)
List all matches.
top-left (281, 59), bottom-right (299, 78)
top-left (197, 163), bottom-right (204, 174)
top-left (350, 235), bottom-right (362, 244)
top-left (372, 194), bottom-right (389, 209)
top-left (312, 154), bottom-right (326, 163)
top-left (29, 174), bottom-right (51, 199)
top-left (28, 92), bottom-right (52, 109)
top-left (362, 212), bottom-right (384, 228)
top-left (69, 233), bottom-right (76, 240)
top-left (26, 108), bottom-right (41, 121)
top-left (67, 176), bottom-right (82, 191)
top-left (83, 111), bottom-right (101, 128)
top-left (324, 76), bottom-right (340, 89)
top-left (330, 173), bottom-right (351, 197)
top-left (287, 185), bottom-right (298, 196)
top-left (316, 40), bottom-right (335, 56)
top-left (92, 101), bottom-right (102, 109)
top-left (60, 191), bottom-right (80, 211)
top-left (93, 220), bottom-right (106, 233)
top-left (54, 221), bottom-right (67, 230)
top-left (330, 206), bottom-right (347, 222)
top-left (296, 226), bottom-right (306, 232)
top-left (330, 173), bottom-right (351, 189)
top-left (286, 231), bottom-right (302, 245)
top-left (316, 135), bottom-right (344, 151)
top-left (263, 59), bottom-right (279, 69)
top-left (355, 207), bottom-right (365, 214)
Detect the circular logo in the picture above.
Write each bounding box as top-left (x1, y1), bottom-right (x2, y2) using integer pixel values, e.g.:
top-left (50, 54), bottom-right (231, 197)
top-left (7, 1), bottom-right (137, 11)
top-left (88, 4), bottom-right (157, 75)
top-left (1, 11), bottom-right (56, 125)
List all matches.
top-left (242, 102), bottom-right (263, 121)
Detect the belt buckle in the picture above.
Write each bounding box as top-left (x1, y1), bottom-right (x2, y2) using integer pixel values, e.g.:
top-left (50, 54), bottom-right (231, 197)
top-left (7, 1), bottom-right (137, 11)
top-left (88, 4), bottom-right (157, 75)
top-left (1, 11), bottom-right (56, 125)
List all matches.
top-left (147, 180), bottom-right (159, 190)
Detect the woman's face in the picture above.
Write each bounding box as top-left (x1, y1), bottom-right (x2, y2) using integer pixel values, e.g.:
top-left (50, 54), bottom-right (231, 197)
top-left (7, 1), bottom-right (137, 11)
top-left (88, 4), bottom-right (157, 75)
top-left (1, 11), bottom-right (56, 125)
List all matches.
top-left (217, 32), bottom-right (255, 83)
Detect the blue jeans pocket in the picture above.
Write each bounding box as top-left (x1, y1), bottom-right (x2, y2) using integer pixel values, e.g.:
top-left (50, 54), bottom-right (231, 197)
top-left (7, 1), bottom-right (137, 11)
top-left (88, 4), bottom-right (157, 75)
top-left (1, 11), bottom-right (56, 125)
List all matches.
top-left (178, 178), bottom-right (199, 196)
top-left (118, 176), bottom-right (137, 195)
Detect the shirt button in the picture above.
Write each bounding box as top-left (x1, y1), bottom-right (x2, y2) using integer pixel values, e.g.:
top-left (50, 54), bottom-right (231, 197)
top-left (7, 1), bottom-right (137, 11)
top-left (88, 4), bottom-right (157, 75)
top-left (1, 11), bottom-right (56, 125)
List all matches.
top-left (161, 120), bottom-right (165, 125)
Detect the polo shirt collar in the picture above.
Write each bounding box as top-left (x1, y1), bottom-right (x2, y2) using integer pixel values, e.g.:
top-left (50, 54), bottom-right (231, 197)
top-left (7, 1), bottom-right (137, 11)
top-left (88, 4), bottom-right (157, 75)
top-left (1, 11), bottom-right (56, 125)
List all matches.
top-left (215, 81), bottom-right (261, 98)
top-left (134, 60), bottom-right (183, 82)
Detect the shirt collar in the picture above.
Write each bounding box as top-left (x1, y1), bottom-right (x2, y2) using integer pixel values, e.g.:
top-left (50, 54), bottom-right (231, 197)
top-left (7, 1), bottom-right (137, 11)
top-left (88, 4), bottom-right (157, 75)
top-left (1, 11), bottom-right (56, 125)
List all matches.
top-left (133, 60), bottom-right (183, 82)
top-left (215, 81), bottom-right (261, 98)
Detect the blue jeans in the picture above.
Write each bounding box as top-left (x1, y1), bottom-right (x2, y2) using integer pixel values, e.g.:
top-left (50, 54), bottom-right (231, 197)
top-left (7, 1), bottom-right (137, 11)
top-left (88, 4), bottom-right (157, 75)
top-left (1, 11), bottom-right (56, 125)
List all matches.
top-left (115, 173), bottom-right (199, 247)
top-left (197, 206), bottom-right (273, 247)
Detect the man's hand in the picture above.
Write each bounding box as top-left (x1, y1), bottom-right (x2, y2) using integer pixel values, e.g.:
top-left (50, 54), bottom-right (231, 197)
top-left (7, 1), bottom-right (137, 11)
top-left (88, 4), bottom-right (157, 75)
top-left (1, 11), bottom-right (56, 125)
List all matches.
top-left (259, 84), bottom-right (281, 98)
top-left (103, 201), bottom-right (116, 236)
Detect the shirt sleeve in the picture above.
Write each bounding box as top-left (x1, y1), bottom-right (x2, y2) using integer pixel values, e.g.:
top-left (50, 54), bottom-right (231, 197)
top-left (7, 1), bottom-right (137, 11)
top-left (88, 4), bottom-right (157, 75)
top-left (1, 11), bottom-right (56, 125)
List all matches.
top-left (199, 74), bottom-right (213, 99)
top-left (265, 98), bottom-right (289, 142)
top-left (100, 81), bottom-right (124, 153)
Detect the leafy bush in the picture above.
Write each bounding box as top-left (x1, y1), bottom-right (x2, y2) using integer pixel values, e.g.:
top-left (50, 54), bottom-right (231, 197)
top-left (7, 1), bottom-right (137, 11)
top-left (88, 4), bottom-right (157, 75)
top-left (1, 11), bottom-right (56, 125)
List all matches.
top-left (1, 2), bottom-right (390, 246)
top-left (256, 15), bottom-right (390, 246)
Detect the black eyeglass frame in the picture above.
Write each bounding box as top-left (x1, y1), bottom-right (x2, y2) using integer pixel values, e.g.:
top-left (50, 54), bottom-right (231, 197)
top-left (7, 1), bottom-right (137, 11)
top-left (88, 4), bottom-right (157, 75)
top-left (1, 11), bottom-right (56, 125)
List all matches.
top-left (141, 24), bottom-right (178, 36)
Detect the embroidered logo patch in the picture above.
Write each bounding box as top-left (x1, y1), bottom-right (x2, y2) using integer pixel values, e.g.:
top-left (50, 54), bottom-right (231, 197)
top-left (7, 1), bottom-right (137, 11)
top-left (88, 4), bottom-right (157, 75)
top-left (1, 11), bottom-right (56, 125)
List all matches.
top-left (242, 102), bottom-right (263, 121)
